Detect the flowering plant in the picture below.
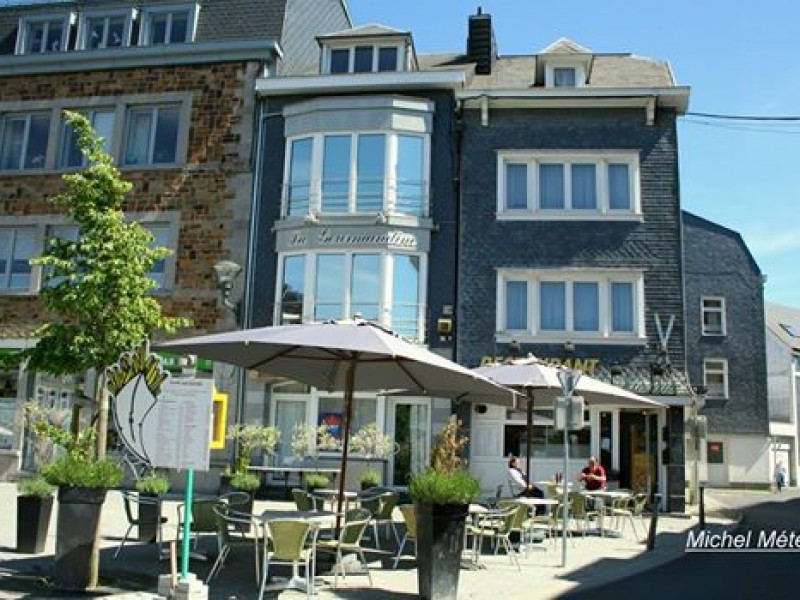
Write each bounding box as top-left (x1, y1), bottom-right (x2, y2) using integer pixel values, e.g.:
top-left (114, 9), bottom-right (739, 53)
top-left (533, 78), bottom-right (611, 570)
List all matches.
top-left (227, 423), bottom-right (281, 475)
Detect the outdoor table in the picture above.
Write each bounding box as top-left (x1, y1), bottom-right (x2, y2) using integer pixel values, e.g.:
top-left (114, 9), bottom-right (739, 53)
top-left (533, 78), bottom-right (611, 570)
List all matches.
top-left (311, 488), bottom-right (359, 514)
top-left (579, 491), bottom-right (632, 537)
top-left (514, 497), bottom-right (559, 508)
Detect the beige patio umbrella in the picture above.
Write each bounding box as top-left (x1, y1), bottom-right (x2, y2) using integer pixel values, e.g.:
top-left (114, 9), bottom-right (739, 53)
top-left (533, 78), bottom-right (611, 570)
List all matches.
top-left (156, 319), bottom-right (517, 529)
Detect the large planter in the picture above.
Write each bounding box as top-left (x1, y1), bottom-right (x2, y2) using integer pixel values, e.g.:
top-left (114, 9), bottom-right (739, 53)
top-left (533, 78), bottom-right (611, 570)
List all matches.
top-left (16, 495), bottom-right (54, 554)
top-left (415, 502), bottom-right (469, 600)
top-left (54, 486), bottom-right (108, 591)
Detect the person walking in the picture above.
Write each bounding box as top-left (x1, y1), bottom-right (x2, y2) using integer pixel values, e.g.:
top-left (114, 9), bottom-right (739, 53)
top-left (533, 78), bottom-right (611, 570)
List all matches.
top-left (774, 461), bottom-right (788, 492)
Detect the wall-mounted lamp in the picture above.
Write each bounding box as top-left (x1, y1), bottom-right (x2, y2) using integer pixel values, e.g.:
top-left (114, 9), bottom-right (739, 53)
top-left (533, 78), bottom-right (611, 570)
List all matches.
top-left (213, 260), bottom-right (242, 317)
top-left (437, 304), bottom-right (454, 341)
top-left (508, 339), bottom-right (522, 356)
top-left (563, 340), bottom-right (575, 354)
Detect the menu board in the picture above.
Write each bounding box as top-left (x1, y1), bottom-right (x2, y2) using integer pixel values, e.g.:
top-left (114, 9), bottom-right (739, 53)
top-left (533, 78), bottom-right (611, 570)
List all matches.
top-left (151, 378), bottom-right (213, 471)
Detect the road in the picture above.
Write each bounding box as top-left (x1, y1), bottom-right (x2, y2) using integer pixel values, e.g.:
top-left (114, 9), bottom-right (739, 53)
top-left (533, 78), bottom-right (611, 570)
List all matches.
top-left (562, 490), bottom-right (800, 600)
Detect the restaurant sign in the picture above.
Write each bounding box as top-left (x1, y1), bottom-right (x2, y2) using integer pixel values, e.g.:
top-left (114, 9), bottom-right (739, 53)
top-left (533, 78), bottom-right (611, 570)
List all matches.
top-left (276, 226), bottom-right (428, 253)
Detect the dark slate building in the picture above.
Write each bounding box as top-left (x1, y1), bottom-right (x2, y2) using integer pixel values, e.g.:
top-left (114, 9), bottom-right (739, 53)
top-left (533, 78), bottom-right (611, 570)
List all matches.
top-left (249, 24), bottom-right (466, 488)
top-left (683, 211), bottom-right (769, 488)
top-left (449, 12), bottom-right (692, 512)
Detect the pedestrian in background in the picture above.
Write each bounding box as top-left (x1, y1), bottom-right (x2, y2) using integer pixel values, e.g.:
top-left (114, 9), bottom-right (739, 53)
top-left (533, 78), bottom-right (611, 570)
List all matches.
top-left (774, 461), bottom-right (787, 492)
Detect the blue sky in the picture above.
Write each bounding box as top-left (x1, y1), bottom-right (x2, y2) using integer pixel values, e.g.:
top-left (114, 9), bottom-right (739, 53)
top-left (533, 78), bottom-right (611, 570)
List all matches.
top-left (348, 0), bottom-right (800, 307)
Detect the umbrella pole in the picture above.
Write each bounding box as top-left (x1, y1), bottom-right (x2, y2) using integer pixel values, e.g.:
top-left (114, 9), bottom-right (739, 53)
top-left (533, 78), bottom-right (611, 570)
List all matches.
top-left (335, 359), bottom-right (357, 535)
top-left (525, 388), bottom-right (534, 482)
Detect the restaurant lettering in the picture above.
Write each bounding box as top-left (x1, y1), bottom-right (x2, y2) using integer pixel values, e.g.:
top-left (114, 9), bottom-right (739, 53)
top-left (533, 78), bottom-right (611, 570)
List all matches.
top-left (288, 228), bottom-right (418, 250)
top-left (480, 355), bottom-right (601, 376)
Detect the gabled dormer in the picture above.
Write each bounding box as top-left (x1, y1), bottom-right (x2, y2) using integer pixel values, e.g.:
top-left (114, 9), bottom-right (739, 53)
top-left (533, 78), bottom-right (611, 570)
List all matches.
top-left (537, 38), bottom-right (593, 87)
top-left (317, 24), bottom-right (417, 75)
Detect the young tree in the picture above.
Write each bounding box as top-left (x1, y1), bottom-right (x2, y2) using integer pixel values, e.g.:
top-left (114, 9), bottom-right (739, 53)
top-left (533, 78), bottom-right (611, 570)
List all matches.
top-left (24, 111), bottom-right (189, 461)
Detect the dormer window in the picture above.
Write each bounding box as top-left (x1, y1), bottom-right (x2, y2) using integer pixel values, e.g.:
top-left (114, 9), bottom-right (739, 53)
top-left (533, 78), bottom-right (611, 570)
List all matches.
top-left (324, 45), bottom-right (403, 74)
top-left (15, 13), bottom-right (75, 55)
top-left (553, 67), bottom-right (577, 87)
top-left (139, 3), bottom-right (199, 46)
top-left (78, 9), bottom-right (136, 50)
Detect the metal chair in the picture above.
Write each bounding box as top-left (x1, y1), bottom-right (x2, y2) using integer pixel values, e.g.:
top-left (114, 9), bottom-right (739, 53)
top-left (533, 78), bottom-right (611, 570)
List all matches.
top-left (359, 490), bottom-right (399, 550)
top-left (115, 490), bottom-right (167, 559)
top-left (392, 504), bottom-right (417, 569)
top-left (177, 498), bottom-right (221, 554)
top-left (259, 519), bottom-right (319, 600)
top-left (466, 505), bottom-right (520, 570)
top-left (205, 502), bottom-right (263, 584)
top-left (315, 508), bottom-right (373, 589)
top-left (291, 488), bottom-right (313, 511)
top-left (571, 493), bottom-right (602, 536)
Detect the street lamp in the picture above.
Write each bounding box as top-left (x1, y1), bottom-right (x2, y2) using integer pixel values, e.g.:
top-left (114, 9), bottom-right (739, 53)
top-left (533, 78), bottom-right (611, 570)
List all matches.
top-left (212, 260), bottom-right (242, 317)
top-left (689, 384), bottom-right (707, 505)
top-left (556, 368), bottom-right (582, 567)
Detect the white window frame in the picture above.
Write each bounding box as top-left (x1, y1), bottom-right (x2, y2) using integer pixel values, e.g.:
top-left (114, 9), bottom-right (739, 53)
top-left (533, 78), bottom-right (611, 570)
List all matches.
top-left (122, 104), bottom-right (182, 166)
top-left (76, 8), bottom-right (137, 50)
top-left (496, 151), bottom-right (641, 220)
top-left (58, 108), bottom-right (116, 168)
top-left (495, 269), bottom-right (646, 344)
top-left (322, 42), bottom-right (406, 74)
top-left (701, 296), bottom-right (727, 336)
top-left (138, 3), bottom-right (200, 46)
top-left (0, 226), bottom-right (37, 293)
top-left (274, 250), bottom-right (428, 341)
top-left (140, 220), bottom-right (178, 291)
top-left (282, 131), bottom-right (430, 218)
top-left (0, 112), bottom-right (51, 171)
top-left (544, 60), bottom-right (586, 87)
top-left (703, 358), bottom-right (729, 399)
top-left (15, 12), bottom-right (75, 55)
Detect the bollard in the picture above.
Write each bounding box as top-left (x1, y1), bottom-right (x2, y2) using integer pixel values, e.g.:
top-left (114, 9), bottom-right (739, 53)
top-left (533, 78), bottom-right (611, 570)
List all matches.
top-left (699, 485), bottom-right (706, 530)
top-left (646, 493), bottom-right (661, 551)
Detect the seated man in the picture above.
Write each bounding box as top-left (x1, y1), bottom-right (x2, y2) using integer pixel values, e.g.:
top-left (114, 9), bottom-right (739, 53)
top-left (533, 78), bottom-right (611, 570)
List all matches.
top-left (580, 456), bottom-right (607, 491)
top-left (508, 456), bottom-right (544, 499)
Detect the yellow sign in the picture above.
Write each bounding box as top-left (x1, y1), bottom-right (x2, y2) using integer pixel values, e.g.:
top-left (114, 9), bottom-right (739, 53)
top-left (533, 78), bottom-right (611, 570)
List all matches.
top-left (209, 388), bottom-right (228, 450)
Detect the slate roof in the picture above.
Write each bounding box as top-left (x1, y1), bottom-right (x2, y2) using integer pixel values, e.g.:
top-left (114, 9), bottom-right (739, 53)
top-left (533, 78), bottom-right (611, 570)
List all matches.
top-left (766, 302), bottom-right (800, 353)
top-left (318, 23), bottom-right (410, 39)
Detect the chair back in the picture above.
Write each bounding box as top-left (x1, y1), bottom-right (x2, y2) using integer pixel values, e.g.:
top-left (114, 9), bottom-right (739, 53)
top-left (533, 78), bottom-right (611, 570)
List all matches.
top-left (122, 491), bottom-right (137, 524)
top-left (498, 501), bottom-right (527, 530)
top-left (292, 488), bottom-right (312, 511)
top-left (632, 493), bottom-right (648, 515)
top-left (266, 519), bottom-right (315, 562)
top-left (191, 499), bottom-right (220, 533)
top-left (221, 490), bottom-right (251, 510)
top-left (376, 491), bottom-right (398, 520)
top-left (570, 494), bottom-right (588, 518)
top-left (340, 508), bottom-right (372, 545)
top-left (399, 504), bottom-right (417, 539)
top-left (547, 484), bottom-right (559, 498)
top-left (494, 505), bottom-right (518, 535)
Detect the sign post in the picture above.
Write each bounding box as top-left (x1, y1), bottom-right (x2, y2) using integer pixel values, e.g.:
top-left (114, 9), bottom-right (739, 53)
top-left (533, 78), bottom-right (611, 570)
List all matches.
top-left (556, 369), bottom-right (581, 568)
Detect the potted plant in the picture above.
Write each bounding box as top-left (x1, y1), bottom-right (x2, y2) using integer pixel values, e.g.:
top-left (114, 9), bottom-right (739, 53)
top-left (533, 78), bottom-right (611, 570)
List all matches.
top-left (303, 471), bottom-right (330, 492)
top-left (26, 402), bottom-right (123, 591)
top-left (16, 475), bottom-right (56, 554)
top-left (350, 422), bottom-right (394, 490)
top-left (410, 417), bottom-right (481, 600)
top-left (221, 424), bottom-right (280, 520)
top-left (134, 471), bottom-right (170, 542)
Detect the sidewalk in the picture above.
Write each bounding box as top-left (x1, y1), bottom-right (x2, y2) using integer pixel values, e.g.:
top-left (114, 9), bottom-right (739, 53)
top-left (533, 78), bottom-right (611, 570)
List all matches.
top-left (0, 483), bottom-right (736, 599)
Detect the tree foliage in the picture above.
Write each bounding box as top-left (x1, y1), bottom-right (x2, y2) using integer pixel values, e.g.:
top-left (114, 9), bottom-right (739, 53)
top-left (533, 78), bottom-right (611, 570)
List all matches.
top-left (23, 110), bottom-right (189, 376)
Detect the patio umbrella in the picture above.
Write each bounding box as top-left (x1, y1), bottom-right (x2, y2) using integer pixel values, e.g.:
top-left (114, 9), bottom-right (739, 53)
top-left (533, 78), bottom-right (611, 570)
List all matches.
top-left (155, 320), bottom-right (517, 527)
top-left (473, 355), bottom-right (665, 479)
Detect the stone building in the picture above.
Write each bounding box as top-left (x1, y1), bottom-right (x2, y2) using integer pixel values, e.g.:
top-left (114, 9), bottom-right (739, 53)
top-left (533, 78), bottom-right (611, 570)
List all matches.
top-left (0, 0), bottom-right (350, 480)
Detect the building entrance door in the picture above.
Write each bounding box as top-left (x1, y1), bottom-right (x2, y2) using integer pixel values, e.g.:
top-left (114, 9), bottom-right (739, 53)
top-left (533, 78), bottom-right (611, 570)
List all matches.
top-left (619, 411), bottom-right (659, 494)
top-left (387, 400), bottom-right (430, 487)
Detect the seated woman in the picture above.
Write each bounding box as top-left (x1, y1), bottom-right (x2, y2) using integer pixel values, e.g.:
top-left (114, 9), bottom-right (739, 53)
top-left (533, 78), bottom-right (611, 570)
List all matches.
top-left (507, 456), bottom-right (544, 499)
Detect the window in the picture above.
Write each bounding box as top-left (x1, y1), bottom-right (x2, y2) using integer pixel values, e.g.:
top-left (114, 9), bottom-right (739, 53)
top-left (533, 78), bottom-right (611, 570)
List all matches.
top-left (780, 323), bottom-right (799, 337)
top-left (0, 113), bottom-right (50, 171)
top-left (553, 67), bottom-right (577, 87)
top-left (701, 297), bottom-right (726, 336)
top-left (498, 153), bottom-right (639, 217)
top-left (140, 5), bottom-right (197, 45)
top-left (42, 224), bottom-right (79, 288)
top-left (16, 14), bottom-right (73, 54)
top-left (504, 410), bottom-right (591, 459)
top-left (325, 44), bottom-right (403, 74)
top-left (284, 132), bottom-right (427, 218)
top-left (276, 252), bottom-right (424, 339)
top-left (318, 396), bottom-right (376, 442)
top-left (59, 110), bottom-right (115, 168)
top-left (142, 223), bottom-right (172, 289)
top-left (79, 10), bottom-right (134, 49)
top-left (123, 105), bottom-right (180, 166)
top-left (497, 270), bottom-right (642, 340)
top-left (703, 359), bottom-right (728, 399)
top-left (0, 228), bottom-right (36, 291)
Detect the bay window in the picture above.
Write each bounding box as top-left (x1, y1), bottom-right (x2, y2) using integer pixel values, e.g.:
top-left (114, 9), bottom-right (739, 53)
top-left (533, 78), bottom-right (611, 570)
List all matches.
top-left (284, 132), bottom-right (428, 218)
top-left (497, 269), bottom-right (643, 341)
top-left (277, 251), bottom-right (425, 340)
top-left (498, 152), bottom-right (639, 218)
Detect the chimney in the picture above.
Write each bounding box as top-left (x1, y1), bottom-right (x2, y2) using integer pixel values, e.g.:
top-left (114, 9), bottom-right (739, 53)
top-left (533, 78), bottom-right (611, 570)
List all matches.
top-left (467, 7), bottom-right (497, 75)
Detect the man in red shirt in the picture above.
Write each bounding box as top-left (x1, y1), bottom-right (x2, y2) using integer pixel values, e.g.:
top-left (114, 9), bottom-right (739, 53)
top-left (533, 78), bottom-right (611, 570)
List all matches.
top-left (580, 456), bottom-right (607, 491)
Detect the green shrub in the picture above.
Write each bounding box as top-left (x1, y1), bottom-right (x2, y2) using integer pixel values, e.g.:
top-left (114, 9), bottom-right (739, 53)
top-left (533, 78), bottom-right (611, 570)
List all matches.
top-left (304, 472), bottom-right (329, 490)
top-left (42, 455), bottom-right (123, 489)
top-left (17, 475), bottom-right (56, 497)
top-left (135, 473), bottom-right (170, 495)
top-left (409, 469), bottom-right (482, 505)
top-left (360, 468), bottom-right (381, 486)
top-left (229, 471), bottom-right (260, 491)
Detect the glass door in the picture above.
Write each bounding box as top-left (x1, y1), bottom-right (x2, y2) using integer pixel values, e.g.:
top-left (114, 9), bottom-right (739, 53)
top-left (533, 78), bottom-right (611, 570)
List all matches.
top-left (388, 400), bottom-right (430, 486)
